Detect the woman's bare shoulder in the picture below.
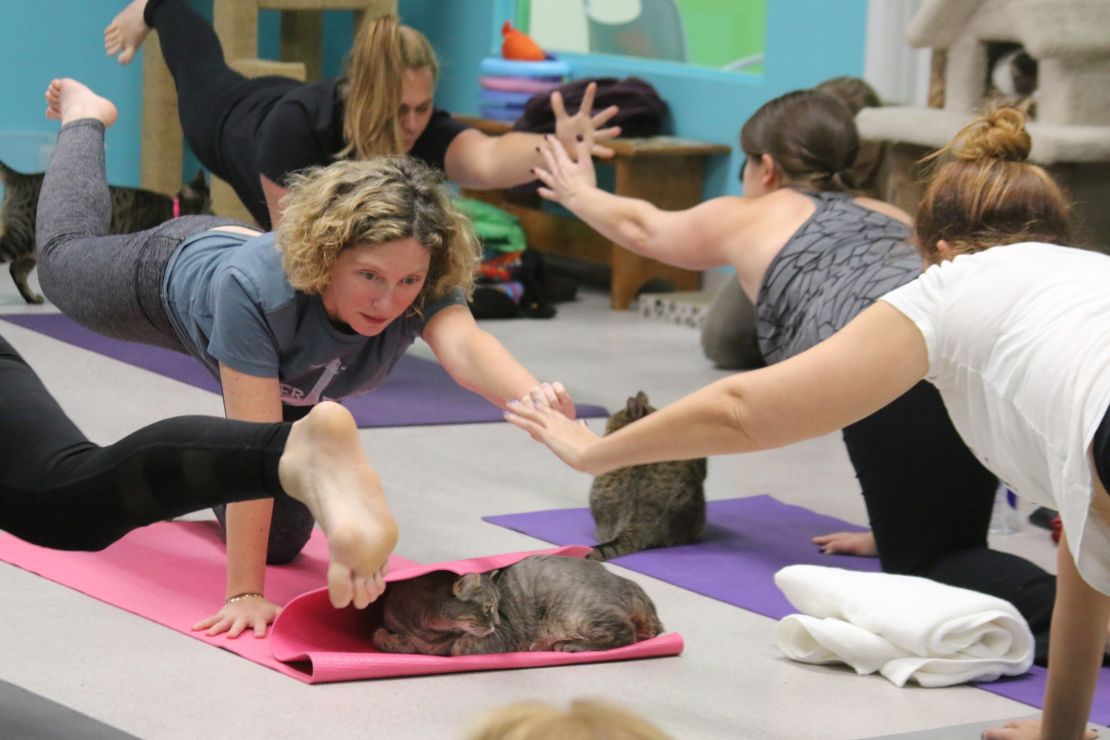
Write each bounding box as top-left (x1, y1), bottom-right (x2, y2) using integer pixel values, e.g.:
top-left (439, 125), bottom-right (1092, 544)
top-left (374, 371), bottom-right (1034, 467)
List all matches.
top-left (852, 195), bottom-right (913, 226)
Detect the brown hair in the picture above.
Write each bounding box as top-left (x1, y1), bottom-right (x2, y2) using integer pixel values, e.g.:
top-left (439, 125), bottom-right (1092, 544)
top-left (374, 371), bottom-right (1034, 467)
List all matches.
top-left (914, 106), bottom-right (1072, 262)
top-left (277, 157), bottom-right (478, 313)
top-left (340, 15), bottom-right (439, 160)
top-left (815, 77), bottom-right (884, 196)
top-left (739, 89), bottom-right (860, 193)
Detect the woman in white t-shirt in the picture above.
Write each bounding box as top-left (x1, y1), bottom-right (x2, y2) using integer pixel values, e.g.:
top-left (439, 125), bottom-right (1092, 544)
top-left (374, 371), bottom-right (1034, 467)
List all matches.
top-left (506, 108), bottom-right (1108, 740)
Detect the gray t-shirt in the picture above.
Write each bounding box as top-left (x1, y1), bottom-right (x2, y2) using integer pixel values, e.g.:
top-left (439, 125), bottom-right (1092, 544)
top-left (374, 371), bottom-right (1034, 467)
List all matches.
top-left (162, 230), bottom-right (465, 406)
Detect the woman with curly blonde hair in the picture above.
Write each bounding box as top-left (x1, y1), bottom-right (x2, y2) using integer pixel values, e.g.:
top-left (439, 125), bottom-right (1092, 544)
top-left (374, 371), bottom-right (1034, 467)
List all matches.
top-left (512, 106), bottom-right (1107, 739)
top-left (104, 0), bottom-right (621, 230)
top-left (35, 79), bottom-right (576, 641)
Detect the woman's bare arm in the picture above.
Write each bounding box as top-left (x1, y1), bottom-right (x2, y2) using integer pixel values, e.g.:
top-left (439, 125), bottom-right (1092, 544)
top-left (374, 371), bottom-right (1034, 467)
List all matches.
top-left (507, 301), bottom-right (928, 474)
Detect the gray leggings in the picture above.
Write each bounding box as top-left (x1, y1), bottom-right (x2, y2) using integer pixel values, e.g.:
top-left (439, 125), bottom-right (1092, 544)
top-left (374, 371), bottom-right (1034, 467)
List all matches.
top-left (35, 119), bottom-right (314, 564)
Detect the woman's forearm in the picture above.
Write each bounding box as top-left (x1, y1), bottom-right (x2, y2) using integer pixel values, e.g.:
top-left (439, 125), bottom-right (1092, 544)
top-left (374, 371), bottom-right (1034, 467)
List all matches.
top-left (444, 330), bottom-right (539, 406)
top-left (561, 186), bottom-right (666, 260)
top-left (581, 303), bottom-right (929, 474)
top-left (1040, 529), bottom-right (1108, 738)
top-left (223, 500), bottom-right (273, 597)
top-left (217, 365), bottom-right (285, 597)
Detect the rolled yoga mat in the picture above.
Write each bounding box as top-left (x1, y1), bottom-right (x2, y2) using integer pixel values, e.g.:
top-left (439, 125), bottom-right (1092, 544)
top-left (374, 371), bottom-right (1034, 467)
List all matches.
top-left (482, 494), bottom-right (1110, 724)
top-left (0, 313), bottom-right (608, 427)
top-left (0, 529), bottom-right (681, 684)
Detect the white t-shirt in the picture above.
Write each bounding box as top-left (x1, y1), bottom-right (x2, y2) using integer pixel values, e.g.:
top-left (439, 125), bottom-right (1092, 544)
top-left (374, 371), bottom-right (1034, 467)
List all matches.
top-left (881, 242), bottom-right (1110, 595)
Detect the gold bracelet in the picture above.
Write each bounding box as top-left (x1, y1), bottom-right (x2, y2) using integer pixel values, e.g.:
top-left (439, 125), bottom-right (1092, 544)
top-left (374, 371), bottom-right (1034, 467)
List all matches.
top-left (225, 591), bottom-right (265, 605)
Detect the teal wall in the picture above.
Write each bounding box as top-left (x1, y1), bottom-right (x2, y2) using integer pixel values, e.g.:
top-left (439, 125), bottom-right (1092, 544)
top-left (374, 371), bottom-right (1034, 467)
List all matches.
top-left (407, 0), bottom-right (868, 197)
top-left (0, 0), bottom-right (867, 200)
top-left (0, 0), bottom-right (146, 185)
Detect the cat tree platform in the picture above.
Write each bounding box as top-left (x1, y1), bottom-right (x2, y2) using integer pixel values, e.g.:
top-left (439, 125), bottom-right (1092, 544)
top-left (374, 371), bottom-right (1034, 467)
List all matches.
top-left (856, 0), bottom-right (1110, 253)
top-left (140, 0), bottom-right (396, 225)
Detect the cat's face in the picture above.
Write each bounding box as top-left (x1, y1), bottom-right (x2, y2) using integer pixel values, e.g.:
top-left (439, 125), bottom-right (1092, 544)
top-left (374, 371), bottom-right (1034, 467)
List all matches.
top-left (175, 170), bottom-right (211, 216)
top-left (446, 572), bottom-right (500, 636)
top-left (605, 391), bottom-right (654, 434)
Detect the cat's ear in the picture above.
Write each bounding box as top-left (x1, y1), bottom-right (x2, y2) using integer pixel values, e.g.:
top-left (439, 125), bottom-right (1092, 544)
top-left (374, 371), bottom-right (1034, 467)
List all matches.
top-left (628, 391), bottom-right (650, 417)
top-left (453, 572), bottom-right (482, 598)
top-left (189, 170), bottom-right (207, 189)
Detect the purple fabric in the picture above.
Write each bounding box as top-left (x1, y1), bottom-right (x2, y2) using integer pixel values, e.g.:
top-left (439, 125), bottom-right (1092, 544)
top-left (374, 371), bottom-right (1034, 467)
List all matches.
top-left (483, 495), bottom-right (1110, 723)
top-left (0, 313), bottom-right (607, 428)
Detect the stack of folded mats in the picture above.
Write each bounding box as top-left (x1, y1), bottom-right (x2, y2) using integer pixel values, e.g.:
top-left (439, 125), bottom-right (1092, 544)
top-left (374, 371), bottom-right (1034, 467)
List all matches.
top-left (455, 197), bottom-right (528, 302)
top-left (479, 57), bottom-right (568, 122)
top-left (774, 565), bottom-right (1034, 687)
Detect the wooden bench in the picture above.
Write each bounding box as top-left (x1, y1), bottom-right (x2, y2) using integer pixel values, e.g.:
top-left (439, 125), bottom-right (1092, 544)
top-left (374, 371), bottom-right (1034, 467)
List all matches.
top-left (455, 116), bottom-right (731, 310)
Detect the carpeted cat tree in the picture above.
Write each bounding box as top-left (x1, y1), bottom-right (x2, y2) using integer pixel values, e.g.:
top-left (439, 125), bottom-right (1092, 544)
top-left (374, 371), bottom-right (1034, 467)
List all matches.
top-left (140, 0), bottom-right (397, 226)
top-left (856, 0), bottom-right (1110, 251)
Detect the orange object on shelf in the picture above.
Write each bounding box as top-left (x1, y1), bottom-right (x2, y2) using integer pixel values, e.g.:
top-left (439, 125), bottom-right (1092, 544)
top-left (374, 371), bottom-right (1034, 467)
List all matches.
top-left (501, 21), bottom-right (546, 61)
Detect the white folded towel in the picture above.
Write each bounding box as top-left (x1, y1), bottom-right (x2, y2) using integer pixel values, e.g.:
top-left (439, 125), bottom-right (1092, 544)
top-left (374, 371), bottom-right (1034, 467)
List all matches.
top-left (773, 565), bottom-right (1033, 687)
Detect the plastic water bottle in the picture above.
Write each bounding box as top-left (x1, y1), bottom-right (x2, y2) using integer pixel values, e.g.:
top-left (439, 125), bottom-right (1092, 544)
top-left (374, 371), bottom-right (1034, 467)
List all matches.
top-left (989, 485), bottom-right (1021, 535)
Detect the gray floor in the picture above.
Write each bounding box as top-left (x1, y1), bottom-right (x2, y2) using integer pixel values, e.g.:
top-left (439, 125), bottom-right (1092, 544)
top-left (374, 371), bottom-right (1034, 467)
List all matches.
top-left (0, 272), bottom-right (1082, 740)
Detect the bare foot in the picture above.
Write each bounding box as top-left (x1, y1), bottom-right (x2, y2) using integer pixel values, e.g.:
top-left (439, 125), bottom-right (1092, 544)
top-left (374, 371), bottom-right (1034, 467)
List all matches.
top-left (811, 530), bottom-right (878, 557)
top-left (44, 79), bottom-right (118, 127)
top-left (279, 401), bottom-right (399, 609)
top-left (104, 0), bottom-right (152, 65)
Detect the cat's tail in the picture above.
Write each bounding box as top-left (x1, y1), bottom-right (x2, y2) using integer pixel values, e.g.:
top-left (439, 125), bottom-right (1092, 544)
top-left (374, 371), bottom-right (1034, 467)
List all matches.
top-left (589, 530), bottom-right (662, 561)
top-left (587, 538), bottom-right (635, 561)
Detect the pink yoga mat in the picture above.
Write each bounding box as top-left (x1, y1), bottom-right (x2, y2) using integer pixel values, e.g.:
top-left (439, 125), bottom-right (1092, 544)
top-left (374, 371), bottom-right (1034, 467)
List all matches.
top-left (271, 546), bottom-right (684, 683)
top-left (0, 526), bottom-right (682, 684)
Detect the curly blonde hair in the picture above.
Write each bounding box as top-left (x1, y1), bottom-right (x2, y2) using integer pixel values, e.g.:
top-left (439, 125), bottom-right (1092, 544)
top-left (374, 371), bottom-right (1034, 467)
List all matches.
top-left (276, 157), bottom-right (478, 312)
top-left (466, 699), bottom-right (670, 740)
top-left (915, 106), bottom-right (1072, 262)
top-left (339, 15), bottom-right (438, 160)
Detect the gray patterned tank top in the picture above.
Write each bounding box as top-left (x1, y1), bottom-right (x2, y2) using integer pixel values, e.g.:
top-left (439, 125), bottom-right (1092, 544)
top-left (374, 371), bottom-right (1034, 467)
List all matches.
top-left (755, 191), bottom-right (917, 364)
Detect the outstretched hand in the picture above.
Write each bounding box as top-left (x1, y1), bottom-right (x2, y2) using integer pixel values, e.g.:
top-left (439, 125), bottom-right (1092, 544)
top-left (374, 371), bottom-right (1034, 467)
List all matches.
top-left (192, 596), bottom-right (282, 639)
top-left (980, 718), bottom-right (1099, 740)
top-left (534, 135), bottom-right (597, 206)
top-left (519, 381), bottom-right (576, 420)
top-left (811, 531), bottom-right (878, 557)
top-left (503, 399), bottom-right (602, 474)
top-left (551, 81), bottom-right (620, 160)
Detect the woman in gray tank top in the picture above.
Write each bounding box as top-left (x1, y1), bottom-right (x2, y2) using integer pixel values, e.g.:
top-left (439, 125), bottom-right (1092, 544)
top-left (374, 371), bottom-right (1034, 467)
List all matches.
top-left (530, 89), bottom-right (1058, 665)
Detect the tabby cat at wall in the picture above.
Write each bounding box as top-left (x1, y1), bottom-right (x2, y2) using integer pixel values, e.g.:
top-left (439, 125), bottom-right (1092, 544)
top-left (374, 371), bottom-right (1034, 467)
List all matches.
top-left (0, 161), bottom-right (210, 304)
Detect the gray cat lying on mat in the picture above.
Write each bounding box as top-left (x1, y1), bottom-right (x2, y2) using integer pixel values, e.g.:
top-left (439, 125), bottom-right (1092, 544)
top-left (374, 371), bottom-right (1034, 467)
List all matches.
top-left (0, 161), bottom-right (210, 304)
top-left (371, 554), bottom-right (663, 656)
top-left (588, 391), bottom-right (708, 560)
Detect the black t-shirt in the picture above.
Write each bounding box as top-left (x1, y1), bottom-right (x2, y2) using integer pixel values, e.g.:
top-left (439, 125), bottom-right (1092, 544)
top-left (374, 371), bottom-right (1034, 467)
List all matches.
top-left (256, 78), bottom-right (470, 189)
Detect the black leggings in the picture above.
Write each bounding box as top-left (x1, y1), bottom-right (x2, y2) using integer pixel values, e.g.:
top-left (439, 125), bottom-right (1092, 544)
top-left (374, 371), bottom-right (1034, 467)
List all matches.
top-left (842, 381), bottom-right (1057, 665)
top-left (144, 0), bottom-right (301, 228)
top-left (1093, 401), bottom-right (1110, 493)
top-left (0, 333), bottom-right (290, 552)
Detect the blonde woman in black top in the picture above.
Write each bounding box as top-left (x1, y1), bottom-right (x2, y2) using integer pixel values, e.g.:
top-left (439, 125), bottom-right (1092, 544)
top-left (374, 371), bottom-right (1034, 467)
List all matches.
top-left (105, 0), bottom-right (620, 229)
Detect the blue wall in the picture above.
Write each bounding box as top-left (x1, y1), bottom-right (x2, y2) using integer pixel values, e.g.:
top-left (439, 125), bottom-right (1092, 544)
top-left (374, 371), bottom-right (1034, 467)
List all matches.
top-left (0, 0), bottom-right (867, 200)
top-left (0, 0), bottom-right (145, 185)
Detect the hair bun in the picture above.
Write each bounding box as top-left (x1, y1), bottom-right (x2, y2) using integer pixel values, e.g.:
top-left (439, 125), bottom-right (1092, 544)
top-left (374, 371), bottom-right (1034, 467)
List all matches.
top-left (950, 106), bottom-right (1032, 163)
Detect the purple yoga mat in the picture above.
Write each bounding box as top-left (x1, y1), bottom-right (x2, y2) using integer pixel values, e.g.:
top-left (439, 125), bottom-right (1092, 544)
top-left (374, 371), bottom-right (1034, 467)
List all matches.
top-left (483, 495), bottom-right (1110, 724)
top-left (0, 313), bottom-right (608, 428)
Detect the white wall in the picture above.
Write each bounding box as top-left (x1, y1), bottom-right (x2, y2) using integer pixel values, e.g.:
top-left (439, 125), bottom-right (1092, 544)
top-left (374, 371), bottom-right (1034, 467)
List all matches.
top-left (864, 0), bottom-right (932, 106)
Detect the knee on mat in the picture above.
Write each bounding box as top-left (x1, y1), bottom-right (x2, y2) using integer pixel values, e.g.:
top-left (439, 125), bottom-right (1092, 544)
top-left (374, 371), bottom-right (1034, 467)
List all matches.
top-left (264, 517), bottom-right (315, 565)
top-left (265, 533), bottom-right (312, 565)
